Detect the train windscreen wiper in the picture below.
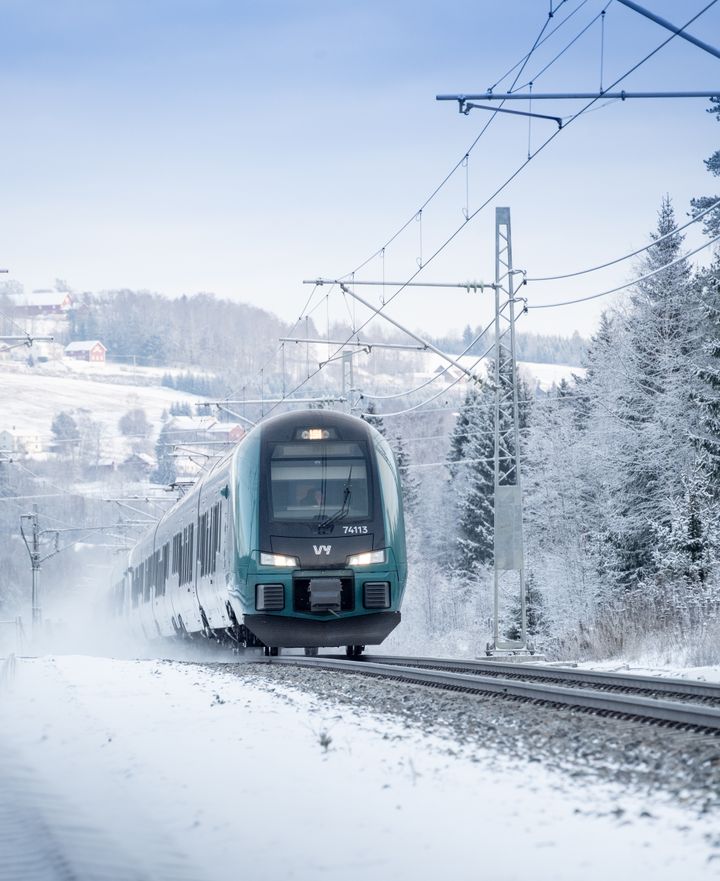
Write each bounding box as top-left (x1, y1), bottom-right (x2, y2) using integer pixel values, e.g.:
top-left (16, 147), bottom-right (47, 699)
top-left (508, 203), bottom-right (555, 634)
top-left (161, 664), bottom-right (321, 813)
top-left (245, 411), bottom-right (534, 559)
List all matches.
top-left (317, 467), bottom-right (352, 532)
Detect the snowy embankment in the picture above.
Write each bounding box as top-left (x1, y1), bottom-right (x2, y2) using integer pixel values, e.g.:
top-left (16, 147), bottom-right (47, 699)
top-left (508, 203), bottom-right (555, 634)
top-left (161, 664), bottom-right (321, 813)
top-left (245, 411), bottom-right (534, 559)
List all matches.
top-left (1, 654), bottom-right (718, 881)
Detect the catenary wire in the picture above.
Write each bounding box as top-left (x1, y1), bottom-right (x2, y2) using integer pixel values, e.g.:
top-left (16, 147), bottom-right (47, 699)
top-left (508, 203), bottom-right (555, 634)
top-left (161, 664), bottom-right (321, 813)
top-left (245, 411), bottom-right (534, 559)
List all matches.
top-left (379, 333), bottom-right (513, 419)
top-left (489, 0), bottom-right (588, 91)
top-left (207, 4), bottom-right (590, 414)
top-left (359, 316), bottom-right (496, 400)
top-left (343, 1), bottom-right (571, 279)
top-left (512, 1), bottom-right (613, 93)
top-left (527, 197), bottom-right (720, 282)
top-left (531, 231), bottom-right (720, 309)
top-left (252, 1), bottom-right (719, 421)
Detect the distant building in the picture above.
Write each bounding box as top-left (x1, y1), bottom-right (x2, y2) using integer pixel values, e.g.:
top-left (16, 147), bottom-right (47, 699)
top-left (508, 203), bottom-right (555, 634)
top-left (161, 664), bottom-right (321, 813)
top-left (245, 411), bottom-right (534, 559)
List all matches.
top-left (120, 452), bottom-right (156, 479)
top-left (64, 340), bottom-right (107, 362)
top-left (206, 422), bottom-right (245, 445)
top-left (166, 415), bottom-right (217, 445)
top-left (84, 458), bottom-right (116, 480)
top-left (0, 430), bottom-right (15, 453)
top-left (0, 428), bottom-right (43, 456)
top-left (12, 290), bottom-right (74, 316)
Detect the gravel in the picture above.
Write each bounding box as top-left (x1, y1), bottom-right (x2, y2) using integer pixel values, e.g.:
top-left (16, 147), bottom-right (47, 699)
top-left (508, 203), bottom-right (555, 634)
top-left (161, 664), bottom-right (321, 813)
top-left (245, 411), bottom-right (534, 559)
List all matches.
top-left (210, 660), bottom-right (720, 818)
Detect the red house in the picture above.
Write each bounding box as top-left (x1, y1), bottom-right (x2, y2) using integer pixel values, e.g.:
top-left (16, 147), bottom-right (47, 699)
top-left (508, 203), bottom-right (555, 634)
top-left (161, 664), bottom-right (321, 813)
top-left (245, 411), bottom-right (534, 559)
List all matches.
top-left (64, 340), bottom-right (107, 362)
top-left (13, 291), bottom-right (73, 316)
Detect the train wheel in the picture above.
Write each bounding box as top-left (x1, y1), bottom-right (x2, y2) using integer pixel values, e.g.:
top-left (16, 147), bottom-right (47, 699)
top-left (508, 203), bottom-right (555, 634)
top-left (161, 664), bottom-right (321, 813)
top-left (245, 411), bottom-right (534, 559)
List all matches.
top-left (346, 645), bottom-right (364, 657)
top-left (270, 646), bottom-right (279, 657)
top-left (304, 647), bottom-right (318, 657)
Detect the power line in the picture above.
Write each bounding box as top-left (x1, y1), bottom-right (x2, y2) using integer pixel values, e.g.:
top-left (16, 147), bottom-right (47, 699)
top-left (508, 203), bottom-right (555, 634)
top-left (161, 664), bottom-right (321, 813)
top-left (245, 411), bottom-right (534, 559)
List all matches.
top-left (235, 5), bottom-right (588, 415)
top-left (343, 1), bottom-right (568, 279)
top-left (530, 231), bottom-right (720, 309)
top-left (512, 1), bottom-right (613, 93)
top-left (489, 0), bottom-right (589, 92)
top-left (378, 335), bottom-right (504, 419)
top-left (359, 315), bottom-right (496, 401)
top-left (262, 1), bottom-right (717, 421)
top-left (526, 197), bottom-right (720, 282)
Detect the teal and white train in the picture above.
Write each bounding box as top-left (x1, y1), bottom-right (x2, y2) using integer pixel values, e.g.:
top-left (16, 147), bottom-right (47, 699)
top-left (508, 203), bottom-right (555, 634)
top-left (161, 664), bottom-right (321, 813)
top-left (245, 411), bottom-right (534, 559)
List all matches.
top-left (111, 410), bottom-right (407, 655)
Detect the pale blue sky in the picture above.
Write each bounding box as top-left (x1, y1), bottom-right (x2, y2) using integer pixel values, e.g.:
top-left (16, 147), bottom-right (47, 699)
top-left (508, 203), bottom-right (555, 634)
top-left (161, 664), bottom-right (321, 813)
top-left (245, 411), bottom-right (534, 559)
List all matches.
top-left (1, 0), bottom-right (719, 336)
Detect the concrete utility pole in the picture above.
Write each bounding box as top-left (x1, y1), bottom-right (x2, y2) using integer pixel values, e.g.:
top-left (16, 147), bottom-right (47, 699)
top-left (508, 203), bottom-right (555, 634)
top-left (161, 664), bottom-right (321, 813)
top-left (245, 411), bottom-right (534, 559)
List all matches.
top-left (489, 207), bottom-right (528, 656)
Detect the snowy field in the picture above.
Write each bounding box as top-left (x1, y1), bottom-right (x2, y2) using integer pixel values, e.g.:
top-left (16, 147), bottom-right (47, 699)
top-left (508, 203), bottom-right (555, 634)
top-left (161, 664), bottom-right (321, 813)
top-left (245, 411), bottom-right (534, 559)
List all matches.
top-left (1, 652), bottom-right (719, 881)
top-left (0, 361), bottom-right (202, 453)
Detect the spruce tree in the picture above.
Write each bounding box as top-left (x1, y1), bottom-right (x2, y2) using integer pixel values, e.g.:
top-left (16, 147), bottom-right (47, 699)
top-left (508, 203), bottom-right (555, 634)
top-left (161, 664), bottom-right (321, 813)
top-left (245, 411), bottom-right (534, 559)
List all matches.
top-left (393, 434), bottom-right (419, 514)
top-left (361, 400), bottom-right (386, 437)
top-left (151, 424), bottom-right (177, 485)
top-left (693, 256), bottom-right (720, 488)
top-left (448, 382), bottom-right (495, 575)
top-left (608, 196), bottom-right (696, 591)
top-left (690, 97), bottom-right (720, 236)
top-left (505, 572), bottom-right (546, 641)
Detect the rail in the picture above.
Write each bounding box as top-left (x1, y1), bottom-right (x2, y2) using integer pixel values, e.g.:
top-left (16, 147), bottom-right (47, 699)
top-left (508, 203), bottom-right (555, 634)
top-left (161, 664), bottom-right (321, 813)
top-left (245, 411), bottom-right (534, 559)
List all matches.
top-left (259, 655), bottom-right (720, 733)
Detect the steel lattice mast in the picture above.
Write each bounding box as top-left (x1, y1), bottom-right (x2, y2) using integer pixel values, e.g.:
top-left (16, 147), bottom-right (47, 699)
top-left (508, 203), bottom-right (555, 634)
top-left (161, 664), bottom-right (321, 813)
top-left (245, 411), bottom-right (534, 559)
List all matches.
top-left (490, 207), bottom-right (527, 655)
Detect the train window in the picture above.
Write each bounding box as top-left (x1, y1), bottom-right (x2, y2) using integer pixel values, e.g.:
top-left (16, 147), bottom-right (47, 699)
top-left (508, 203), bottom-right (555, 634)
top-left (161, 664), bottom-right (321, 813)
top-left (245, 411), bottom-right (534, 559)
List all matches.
top-left (213, 504), bottom-right (221, 567)
top-left (144, 557), bottom-right (152, 602)
top-left (198, 512), bottom-right (208, 577)
top-left (180, 524), bottom-right (194, 585)
top-left (269, 441), bottom-right (370, 522)
top-left (199, 504), bottom-right (222, 576)
top-left (159, 542), bottom-right (169, 595)
top-left (172, 532), bottom-right (181, 583)
top-left (132, 565), bottom-right (142, 608)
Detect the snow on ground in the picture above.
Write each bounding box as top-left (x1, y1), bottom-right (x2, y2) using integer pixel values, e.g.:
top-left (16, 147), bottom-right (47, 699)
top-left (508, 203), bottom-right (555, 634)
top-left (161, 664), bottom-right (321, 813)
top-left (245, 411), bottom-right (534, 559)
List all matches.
top-left (576, 658), bottom-right (720, 684)
top-left (1, 653), bottom-right (718, 881)
top-left (419, 353), bottom-right (585, 392)
top-left (0, 360), bottom-right (202, 456)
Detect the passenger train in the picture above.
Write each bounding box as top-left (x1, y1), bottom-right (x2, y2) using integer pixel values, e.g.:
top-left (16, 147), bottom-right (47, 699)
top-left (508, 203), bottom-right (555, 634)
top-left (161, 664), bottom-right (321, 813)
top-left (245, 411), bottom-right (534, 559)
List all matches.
top-left (111, 410), bottom-right (407, 655)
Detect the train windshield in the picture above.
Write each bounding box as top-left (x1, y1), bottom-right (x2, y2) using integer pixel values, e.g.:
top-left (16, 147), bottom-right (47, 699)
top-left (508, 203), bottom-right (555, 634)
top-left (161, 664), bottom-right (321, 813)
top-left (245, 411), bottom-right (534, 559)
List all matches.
top-left (269, 441), bottom-right (370, 522)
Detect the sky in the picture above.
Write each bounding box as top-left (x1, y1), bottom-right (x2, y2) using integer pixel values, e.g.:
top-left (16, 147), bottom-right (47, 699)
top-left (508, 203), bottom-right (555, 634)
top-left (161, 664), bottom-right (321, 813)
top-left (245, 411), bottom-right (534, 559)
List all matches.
top-left (1, 0), bottom-right (719, 338)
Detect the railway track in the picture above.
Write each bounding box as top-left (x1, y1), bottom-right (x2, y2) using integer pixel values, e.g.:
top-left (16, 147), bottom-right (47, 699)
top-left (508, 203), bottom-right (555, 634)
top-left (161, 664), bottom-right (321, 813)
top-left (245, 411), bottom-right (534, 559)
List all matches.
top-left (261, 654), bottom-right (720, 733)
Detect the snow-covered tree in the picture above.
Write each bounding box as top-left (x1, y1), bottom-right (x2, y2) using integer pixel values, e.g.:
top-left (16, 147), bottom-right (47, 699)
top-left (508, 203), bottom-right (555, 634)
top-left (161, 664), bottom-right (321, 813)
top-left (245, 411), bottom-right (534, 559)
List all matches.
top-left (152, 424), bottom-right (177, 486)
top-left (393, 433), bottom-right (420, 514)
top-left (690, 97), bottom-right (720, 236)
top-left (448, 385), bottom-right (495, 574)
top-left (361, 400), bottom-right (386, 436)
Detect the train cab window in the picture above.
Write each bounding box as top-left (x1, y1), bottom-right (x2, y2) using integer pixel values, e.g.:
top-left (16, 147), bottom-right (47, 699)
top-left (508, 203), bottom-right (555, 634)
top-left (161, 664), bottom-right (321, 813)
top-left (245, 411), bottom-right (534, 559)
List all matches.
top-left (269, 441), bottom-right (370, 522)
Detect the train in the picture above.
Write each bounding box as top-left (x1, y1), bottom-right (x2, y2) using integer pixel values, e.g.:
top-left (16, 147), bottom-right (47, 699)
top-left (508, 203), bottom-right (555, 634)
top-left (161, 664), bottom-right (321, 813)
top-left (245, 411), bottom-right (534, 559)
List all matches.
top-left (110, 410), bottom-right (408, 655)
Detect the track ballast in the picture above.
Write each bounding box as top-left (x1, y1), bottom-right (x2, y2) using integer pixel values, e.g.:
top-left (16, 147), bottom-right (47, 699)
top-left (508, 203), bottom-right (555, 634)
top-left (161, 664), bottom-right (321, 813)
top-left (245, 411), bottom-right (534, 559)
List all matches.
top-left (260, 654), bottom-right (720, 733)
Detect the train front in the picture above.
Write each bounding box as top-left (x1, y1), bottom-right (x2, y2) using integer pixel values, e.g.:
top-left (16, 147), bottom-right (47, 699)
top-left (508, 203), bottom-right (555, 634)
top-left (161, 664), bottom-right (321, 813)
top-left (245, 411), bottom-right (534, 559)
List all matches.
top-left (234, 410), bottom-right (407, 651)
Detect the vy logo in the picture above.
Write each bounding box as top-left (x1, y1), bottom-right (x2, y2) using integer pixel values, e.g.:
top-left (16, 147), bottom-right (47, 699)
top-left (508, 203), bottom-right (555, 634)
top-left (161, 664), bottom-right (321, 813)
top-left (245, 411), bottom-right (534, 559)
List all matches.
top-left (313, 544), bottom-right (332, 556)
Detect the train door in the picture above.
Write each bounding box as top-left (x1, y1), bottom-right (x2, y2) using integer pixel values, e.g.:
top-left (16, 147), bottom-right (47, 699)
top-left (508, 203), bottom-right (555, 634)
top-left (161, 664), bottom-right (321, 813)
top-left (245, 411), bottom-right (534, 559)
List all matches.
top-left (194, 487), bottom-right (229, 630)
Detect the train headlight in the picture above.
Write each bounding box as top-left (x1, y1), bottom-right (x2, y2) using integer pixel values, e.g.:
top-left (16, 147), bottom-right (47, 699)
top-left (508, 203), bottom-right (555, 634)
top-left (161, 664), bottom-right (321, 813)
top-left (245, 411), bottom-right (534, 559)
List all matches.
top-left (260, 552), bottom-right (299, 568)
top-left (346, 549), bottom-right (386, 567)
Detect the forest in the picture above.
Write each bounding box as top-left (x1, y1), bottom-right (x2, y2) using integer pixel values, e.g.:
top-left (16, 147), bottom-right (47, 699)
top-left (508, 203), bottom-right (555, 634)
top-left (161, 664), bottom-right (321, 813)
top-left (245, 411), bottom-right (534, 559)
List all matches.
top-left (384, 98), bottom-right (720, 662)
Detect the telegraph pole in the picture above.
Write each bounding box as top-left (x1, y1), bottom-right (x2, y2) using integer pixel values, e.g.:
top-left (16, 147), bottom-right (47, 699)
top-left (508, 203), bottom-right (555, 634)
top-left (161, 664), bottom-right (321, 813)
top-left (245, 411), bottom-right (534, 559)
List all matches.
top-left (489, 207), bottom-right (528, 655)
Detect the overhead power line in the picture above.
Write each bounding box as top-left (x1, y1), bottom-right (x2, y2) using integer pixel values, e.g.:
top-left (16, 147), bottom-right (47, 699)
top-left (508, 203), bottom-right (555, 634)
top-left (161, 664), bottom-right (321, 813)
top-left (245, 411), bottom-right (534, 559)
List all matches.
top-left (526, 197), bottom-right (720, 282)
top-left (359, 316), bottom-right (496, 401)
top-left (530, 231), bottom-right (720, 309)
top-left (343, 1), bottom-right (569, 279)
top-left (264, 0), bottom-right (718, 420)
